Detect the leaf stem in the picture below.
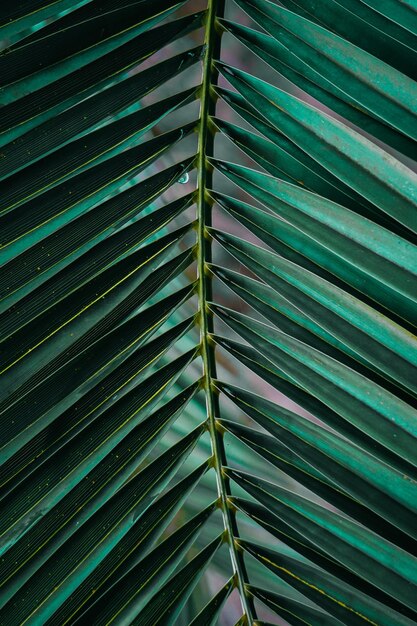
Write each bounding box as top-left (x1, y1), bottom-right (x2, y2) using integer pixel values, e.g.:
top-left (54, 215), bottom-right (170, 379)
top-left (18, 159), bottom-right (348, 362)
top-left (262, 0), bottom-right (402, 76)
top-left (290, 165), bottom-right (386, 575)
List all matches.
top-left (196, 1), bottom-right (256, 623)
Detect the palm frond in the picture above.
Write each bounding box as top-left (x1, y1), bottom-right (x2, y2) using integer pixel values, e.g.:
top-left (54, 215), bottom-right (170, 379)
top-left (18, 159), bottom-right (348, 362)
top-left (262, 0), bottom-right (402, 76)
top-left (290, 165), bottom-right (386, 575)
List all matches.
top-left (1, 0), bottom-right (416, 624)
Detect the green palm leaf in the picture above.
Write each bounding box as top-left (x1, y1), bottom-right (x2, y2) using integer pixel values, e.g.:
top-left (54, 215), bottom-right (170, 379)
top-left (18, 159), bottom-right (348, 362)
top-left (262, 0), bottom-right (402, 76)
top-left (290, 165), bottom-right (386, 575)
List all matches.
top-left (1, 0), bottom-right (416, 624)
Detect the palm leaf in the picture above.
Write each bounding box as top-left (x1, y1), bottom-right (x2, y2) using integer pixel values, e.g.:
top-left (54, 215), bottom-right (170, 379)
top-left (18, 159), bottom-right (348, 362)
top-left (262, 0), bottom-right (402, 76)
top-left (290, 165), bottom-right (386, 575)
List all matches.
top-left (1, 0), bottom-right (416, 624)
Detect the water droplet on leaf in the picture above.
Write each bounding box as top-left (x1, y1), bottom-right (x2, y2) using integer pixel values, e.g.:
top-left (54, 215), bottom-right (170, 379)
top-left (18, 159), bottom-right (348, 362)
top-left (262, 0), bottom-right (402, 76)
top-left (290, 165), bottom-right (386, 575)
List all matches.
top-left (178, 172), bottom-right (189, 184)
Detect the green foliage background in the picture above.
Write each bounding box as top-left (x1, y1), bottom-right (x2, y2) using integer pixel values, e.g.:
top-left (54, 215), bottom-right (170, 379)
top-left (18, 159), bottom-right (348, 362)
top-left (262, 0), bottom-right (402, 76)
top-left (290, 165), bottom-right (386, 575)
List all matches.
top-left (0, 1), bottom-right (417, 624)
